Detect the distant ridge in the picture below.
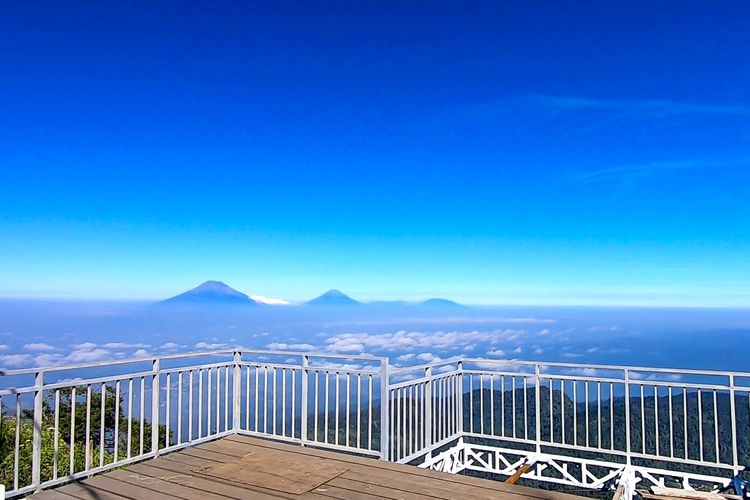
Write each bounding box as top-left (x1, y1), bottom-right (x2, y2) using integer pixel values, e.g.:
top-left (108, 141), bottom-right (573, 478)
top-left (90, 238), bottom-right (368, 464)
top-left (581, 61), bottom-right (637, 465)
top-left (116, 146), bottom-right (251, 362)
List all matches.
top-left (161, 281), bottom-right (256, 305)
top-left (307, 289), bottom-right (360, 306)
top-left (417, 298), bottom-right (464, 308)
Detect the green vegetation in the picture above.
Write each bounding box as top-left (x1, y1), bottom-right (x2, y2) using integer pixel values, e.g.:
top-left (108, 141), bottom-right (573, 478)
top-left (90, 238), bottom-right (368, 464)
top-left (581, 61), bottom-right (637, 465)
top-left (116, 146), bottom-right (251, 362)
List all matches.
top-left (0, 386), bottom-right (170, 491)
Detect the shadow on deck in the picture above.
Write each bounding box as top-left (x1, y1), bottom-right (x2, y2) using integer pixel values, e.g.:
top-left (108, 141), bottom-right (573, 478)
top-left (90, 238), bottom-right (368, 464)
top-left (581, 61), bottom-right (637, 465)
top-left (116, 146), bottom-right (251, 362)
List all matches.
top-left (32, 435), bottom-right (585, 499)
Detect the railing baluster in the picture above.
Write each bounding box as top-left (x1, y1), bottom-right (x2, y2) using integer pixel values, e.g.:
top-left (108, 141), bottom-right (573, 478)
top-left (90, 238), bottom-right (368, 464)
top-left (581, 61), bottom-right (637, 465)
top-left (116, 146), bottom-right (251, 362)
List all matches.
top-left (292, 368), bottom-right (296, 439)
top-left (668, 386), bottom-right (673, 457)
top-left (335, 372), bottom-right (340, 446)
top-left (69, 387), bottom-right (76, 474)
top-left (188, 370), bottom-right (195, 441)
top-left (32, 370), bottom-right (43, 491)
top-left (128, 378), bottom-right (134, 458)
top-left (99, 383), bottom-right (105, 468)
top-left (254, 366), bottom-right (259, 432)
top-left (54, 389), bottom-right (60, 478)
top-left (14, 394), bottom-right (21, 490)
top-left (151, 358), bottom-right (160, 456)
top-left (282, 368), bottom-right (287, 437)
top-left (178, 371), bottom-right (183, 444)
top-left (380, 358), bottom-right (389, 461)
top-left (356, 373), bottom-right (361, 448)
top-left (324, 370), bottom-right (329, 444)
top-left (368, 373), bottom-right (373, 450)
top-left (698, 388), bottom-right (703, 461)
top-left (654, 385), bottom-right (660, 456)
top-left (640, 384), bottom-right (645, 453)
top-left (165, 373), bottom-right (170, 448)
top-left (198, 369), bottom-right (203, 438)
top-left (140, 377), bottom-right (145, 454)
top-left (85, 384), bottom-right (92, 470)
top-left (346, 373), bottom-right (351, 447)
top-left (714, 389), bottom-right (719, 463)
top-left (224, 365), bottom-right (230, 432)
top-left (272, 366), bottom-right (277, 436)
top-left (490, 374), bottom-right (494, 436)
top-left (244, 366), bottom-right (250, 431)
top-left (264, 366), bottom-right (268, 434)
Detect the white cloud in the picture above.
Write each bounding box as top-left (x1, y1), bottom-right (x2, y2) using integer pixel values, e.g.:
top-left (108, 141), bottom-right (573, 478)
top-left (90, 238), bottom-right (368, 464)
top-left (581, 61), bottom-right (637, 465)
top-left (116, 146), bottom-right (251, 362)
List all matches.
top-left (24, 343), bottom-right (57, 352)
top-left (323, 328), bottom-right (525, 354)
top-left (73, 342), bottom-right (97, 350)
top-left (417, 352), bottom-right (441, 363)
top-left (533, 346), bottom-right (544, 354)
top-left (0, 353), bottom-right (34, 368)
top-left (159, 342), bottom-right (186, 351)
top-left (34, 353), bottom-right (64, 366)
top-left (487, 349), bottom-right (506, 357)
top-left (132, 349), bottom-right (151, 357)
top-left (250, 295), bottom-right (293, 305)
top-left (102, 342), bottom-right (150, 349)
top-left (267, 342), bottom-right (316, 351)
top-left (513, 346), bottom-right (522, 353)
top-left (0, 344), bottom-right (9, 350)
top-left (397, 353), bottom-right (415, 362)
top-left (66, 348), bottom-right (112, 363)
top-left (195, 341), bottom-right (227, 350)
top-left (563, 352), bottom-right (583, 358)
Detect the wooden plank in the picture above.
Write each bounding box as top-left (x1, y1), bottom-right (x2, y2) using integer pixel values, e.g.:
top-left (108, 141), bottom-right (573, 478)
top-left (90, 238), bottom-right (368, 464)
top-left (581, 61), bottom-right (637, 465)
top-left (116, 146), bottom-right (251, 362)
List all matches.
top-left (53, 482), bottom-right (130, 500)
top-left (646, 488), bottom-right (727, 500)
top-left (311, 484), bottom-right (394, 500)
top-left (30, 489), bottom-right (80, 499)
top-left (341, 468), bottom-right (527, 500)
top-left (137, 452), bottom-right (330, 500)
top-left (218, 436), bottom-right (583, 499)
top-left (326, 476), bottom-right (437, 500)
top-left (77, 474), bottom-right (179, 500)
top-left (107, 468), bottom-right (232, 500)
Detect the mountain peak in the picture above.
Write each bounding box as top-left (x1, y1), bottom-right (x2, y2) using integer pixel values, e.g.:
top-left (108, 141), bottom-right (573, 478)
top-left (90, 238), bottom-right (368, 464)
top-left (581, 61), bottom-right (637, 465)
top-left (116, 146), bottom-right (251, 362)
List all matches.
top-left (418, 298), bottom-right (464, 309)
top-left (307, 289), bottom-right (360, 306)
top-left (161, 281), bottom-right (256, 305)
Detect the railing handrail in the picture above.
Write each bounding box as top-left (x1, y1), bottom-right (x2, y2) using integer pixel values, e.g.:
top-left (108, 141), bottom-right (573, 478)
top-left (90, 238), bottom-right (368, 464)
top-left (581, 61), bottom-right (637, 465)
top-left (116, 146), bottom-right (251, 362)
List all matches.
top-left (0, 348), bottom-right (387, 377)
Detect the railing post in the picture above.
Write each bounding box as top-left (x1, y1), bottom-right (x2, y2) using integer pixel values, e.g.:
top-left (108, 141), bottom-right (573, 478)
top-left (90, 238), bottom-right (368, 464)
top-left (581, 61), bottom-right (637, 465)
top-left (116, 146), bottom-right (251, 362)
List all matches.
top-left (424, 366), bottom-right (433, 459)
top-left (151, 358), bottom-right (160, 457)
top-left (301, 355), bottom-right (309, 446)
top-left (457, 360), bottom-right (464, 433)
top-left (379, 357), bottom-right (389, 461)
top-left (31, 370), bottom-right (43, 491)
top-left (233, 351), bottom-right (241, 432)
top-left (535, 364), bottom-right (541, 454)
top-left (624, 369), bottom-right (631, 466)
top-left (730, 375), bottom-right (738, 472)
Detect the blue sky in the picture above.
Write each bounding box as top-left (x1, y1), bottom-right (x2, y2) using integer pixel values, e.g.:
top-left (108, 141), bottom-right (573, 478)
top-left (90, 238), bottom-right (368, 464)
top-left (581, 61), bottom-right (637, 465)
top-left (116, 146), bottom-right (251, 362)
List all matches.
top-left (1, 1), bottom-right (750, 305)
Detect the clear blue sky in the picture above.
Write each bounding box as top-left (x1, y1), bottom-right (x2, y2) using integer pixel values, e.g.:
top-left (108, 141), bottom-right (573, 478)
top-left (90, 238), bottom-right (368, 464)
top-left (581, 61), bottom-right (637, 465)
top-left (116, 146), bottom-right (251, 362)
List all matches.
top-left (1, 1), bottom-right (749, 305)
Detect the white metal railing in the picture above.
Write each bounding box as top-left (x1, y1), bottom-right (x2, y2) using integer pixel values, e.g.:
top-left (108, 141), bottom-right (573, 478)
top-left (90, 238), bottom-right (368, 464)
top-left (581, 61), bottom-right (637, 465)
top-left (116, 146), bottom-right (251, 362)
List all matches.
top-left (0, 349), bottom-right (387, 498)
top-left (1, 350), bottom-right (749, 498)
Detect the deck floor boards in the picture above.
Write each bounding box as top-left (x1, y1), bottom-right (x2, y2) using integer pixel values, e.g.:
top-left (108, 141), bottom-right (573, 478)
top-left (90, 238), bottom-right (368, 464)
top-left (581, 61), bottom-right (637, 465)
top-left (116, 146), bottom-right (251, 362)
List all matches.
top-left (32, 435), bottom-right (586, 499)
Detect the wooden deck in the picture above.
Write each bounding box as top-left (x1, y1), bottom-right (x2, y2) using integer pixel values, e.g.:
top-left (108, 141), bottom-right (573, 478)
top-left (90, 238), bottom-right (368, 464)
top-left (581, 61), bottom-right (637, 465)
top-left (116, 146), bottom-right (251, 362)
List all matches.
top-left (32, 435), bottom-right (585, 500)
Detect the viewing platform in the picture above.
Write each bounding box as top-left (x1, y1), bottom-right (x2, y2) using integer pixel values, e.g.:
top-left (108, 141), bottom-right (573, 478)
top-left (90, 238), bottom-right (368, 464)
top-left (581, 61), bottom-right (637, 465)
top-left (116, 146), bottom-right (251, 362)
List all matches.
top-left (31, 434), bottom-right (581, 499)
top-left (2, 349), bottom-right (749, 499)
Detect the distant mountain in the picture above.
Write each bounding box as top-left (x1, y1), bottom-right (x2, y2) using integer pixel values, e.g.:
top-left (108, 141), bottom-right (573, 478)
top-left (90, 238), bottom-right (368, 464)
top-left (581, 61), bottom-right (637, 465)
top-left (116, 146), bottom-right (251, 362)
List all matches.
top-left (307, 289), bottom-right (360, 306)
top-left (161, 281), bottom-right (256, 305)
top-left (417, 298), bottom-right (465, 309)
